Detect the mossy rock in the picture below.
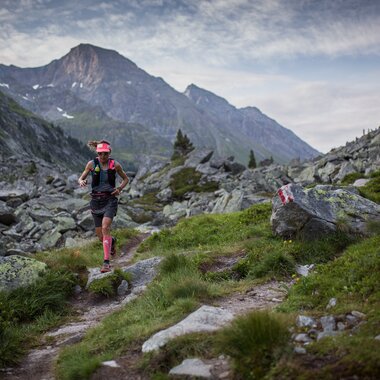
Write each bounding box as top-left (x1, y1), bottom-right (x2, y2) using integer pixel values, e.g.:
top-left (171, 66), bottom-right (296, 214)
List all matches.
top-left (0, 255), bottom-right (47, 292)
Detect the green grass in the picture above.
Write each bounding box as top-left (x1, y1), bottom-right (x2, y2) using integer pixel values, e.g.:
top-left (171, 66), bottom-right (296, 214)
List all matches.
top-left (36, 228), bottom-right (138, 284)
top-left (358, 170), bottom-right (380, 203)
top-left (0, 270), bottom-right (76, 366)
top-left (55, 253), bottom-right (221, 379)
top-left (215, 311), bottom-right (291, 379)
top-left (279, 234), bottom-right (380, 313)
top-left (169, 167), bottom-right (218, 200)
top-left (138, 203), bottom-right (272, 255)
top-left (131, 192), bottom-right (164, 211)
top-left (88, 269), bottom-right (132, 297)
top-left (3, 198), bottom-right (377, 379)
top-left (0, 228), bottom-right (138, 368)
top-left (340, 172), bottom-right (364, 185)
top-left (271, 234), bottom-right (380, 379)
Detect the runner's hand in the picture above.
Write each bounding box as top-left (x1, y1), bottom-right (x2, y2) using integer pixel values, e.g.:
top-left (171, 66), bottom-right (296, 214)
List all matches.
top-left (78, 179), bottom-right (87, 187)
top-left (111, 188), bottom-right (122, 196)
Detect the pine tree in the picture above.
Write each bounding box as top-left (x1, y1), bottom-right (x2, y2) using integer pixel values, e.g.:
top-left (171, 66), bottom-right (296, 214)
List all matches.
top-left (171, 129), bottom-right (194, 160)
top-left (248, 149), bottom-right (257, 169)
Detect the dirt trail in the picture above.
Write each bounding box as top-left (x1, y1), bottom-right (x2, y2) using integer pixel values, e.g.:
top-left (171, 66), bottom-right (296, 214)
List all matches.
top-left (1, 234), bottom-right (147, 380)
top-left (2, 235), bottom-right (291, 380)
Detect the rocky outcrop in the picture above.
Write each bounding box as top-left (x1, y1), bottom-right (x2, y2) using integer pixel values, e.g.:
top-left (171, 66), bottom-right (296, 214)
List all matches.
top-left (271, 184), bottom-right (380, 239)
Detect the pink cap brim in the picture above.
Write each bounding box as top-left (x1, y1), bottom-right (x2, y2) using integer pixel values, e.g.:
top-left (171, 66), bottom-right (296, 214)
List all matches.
top-left (96, 143), bottom-right (111, 152)
top-left (96, 148), bottom-right (111, 152)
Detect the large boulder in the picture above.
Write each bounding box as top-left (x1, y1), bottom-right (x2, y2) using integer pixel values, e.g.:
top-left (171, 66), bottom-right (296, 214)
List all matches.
top-left (0, 255), bottom-right (46, 291)
top-left (271, 184), bottom-right (380, 239)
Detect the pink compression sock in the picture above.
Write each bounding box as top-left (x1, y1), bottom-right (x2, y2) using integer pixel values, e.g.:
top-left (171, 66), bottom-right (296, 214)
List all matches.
top-left (103, 235), bottom-right (112, 261)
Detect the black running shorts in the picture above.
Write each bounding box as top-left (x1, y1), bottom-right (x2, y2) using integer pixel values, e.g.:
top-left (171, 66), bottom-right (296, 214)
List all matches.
top-left (90, 195), bottom-right (118, 227)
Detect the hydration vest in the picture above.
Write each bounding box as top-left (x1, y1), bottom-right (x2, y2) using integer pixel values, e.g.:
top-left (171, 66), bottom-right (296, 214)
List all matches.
top-left (91, 158), bottom-right (116, 188)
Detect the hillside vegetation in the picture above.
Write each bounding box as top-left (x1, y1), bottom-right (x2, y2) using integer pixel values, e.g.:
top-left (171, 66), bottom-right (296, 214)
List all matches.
top-left (0, 173), bottom-right (379, 379)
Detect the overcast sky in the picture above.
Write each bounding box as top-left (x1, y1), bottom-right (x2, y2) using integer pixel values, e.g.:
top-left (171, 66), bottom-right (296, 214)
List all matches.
top-left (1, 0), bottom-right (379, 153)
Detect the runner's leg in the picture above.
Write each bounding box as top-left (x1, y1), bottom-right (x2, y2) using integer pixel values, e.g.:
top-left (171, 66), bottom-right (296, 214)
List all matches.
top-left (102, 217), bottom-right (113, 262)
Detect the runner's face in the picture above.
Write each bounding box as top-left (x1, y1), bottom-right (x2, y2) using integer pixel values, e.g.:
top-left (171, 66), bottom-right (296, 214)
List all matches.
top-left (98, 152), bottom-right (110, 164)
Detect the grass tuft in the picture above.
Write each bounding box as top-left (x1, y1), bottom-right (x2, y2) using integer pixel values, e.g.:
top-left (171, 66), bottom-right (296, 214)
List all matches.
top-left (250, 251), bottom-right (295, 278)
top-left (88, 269), bottom-right (131, 297)
top-left (215, 311), bottom-right (290, 379)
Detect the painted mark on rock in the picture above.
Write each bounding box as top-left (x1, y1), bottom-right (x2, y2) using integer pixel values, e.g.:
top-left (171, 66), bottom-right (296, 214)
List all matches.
top-left (278, 184), bottom-right (294, 205)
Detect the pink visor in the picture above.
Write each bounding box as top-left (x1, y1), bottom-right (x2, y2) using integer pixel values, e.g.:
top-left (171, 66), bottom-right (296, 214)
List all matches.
top-left (96, 143), bottom-right (111, 152)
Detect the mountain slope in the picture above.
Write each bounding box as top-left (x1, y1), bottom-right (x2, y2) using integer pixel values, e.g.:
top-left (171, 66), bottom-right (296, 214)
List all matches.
top-left (0, 90), bottom-right (90, 170)
top-left (0, 44), bottom-right (319, 164)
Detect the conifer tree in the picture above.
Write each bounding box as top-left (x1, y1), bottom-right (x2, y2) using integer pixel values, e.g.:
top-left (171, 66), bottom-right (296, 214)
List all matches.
top-left (171, 129), bottom-right (194, 160)
top-left (248, 149), bottom-right (257, 169)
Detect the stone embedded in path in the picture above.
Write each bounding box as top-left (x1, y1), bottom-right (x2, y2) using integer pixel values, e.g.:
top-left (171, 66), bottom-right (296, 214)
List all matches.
top-left (86, 256), bottom-right (162, 289)
top-left (102, 360), bottom-right (120, 368)
top-left (142, 305), bottom-right (234, 352)
top-left (169, 358), bottom-right (213, 378)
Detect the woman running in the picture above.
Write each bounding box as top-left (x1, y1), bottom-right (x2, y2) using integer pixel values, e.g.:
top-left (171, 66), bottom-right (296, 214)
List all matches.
top-left (78, 140), bottom-right (129, 273)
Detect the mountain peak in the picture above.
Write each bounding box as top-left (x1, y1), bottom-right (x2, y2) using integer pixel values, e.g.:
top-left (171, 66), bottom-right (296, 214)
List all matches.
top-left (184, 83), bottom-right (233, 110)
top-left (56, 43), bottom-right (139, 84)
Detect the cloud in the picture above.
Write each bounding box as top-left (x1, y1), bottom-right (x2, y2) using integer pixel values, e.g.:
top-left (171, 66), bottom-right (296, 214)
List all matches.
top-left (0, 0), bottom-right (379, 153)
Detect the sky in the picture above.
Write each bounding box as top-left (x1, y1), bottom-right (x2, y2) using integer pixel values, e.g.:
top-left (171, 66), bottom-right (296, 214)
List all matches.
top-left (0, 0), bottom-right (379, 153)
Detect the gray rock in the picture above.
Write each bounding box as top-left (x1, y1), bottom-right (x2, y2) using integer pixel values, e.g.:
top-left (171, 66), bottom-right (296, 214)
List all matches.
top-left (294, 346), bottom-right (307, 355)
top-left (223, 160), bottom-right (246, 175)
top-left (54, 216), bottom-right (76, 233)
top-left (296, 264), bottom-right (314, 277)
top-left (320, 316), bottom-right (336, 331)
top-left (317, 331), bottom-right (341, 340)
top-left (326, 297), bottom-right (337, 310)
top-left (212, 189), bottom-right (244, 214)
top-left (352, 178), bottom-right (370, 187)
top-left (169, 358), bottom-right (213, 378)
top-left (0, 189), bottom-right (29, 202)
top-left (77, 211), bottom-right (94, 231)
top-left (39, 228), bottom-right (62, 250)
top-left (184, 149), bottom-right (214, 167)
top-left (117, 280), bottom-right (129, 296)
top-left (294, 333), bottom-right (313, 343)
top-left (0, 255), bottom-right (46, 291)
top-left (351, 310), bottom-right (366, 319)
top-left (296, 315), bottom-right (317, 328)
top-left (122, 256), bottom-right (162, 288)
top-left (142, 305), bottom-right (234, 352)
top-left (30, 207), bottom-right (54, 223)
top-left (271, 184), bottom-right (380, 240)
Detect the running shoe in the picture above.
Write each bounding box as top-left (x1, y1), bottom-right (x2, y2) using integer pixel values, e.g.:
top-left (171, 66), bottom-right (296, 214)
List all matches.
top-left (111, 237), bottom-right (117, 256)
top-left (100, 263), bottom-right (111, 273)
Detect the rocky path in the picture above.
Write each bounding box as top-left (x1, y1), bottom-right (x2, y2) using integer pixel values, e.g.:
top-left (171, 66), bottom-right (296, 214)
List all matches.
top-left (2, 236), bottom-right (291, 380)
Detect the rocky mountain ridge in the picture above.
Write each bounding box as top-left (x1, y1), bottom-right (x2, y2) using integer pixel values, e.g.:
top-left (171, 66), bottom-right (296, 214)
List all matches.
top-left (0, 43), bottom-right (319, 164)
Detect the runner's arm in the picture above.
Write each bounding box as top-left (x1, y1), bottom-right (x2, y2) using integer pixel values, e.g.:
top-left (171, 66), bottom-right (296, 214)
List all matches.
top-left (78, 161), bottom-right (93, 187)
top-left (112, 162), bottom-right (129, 195)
